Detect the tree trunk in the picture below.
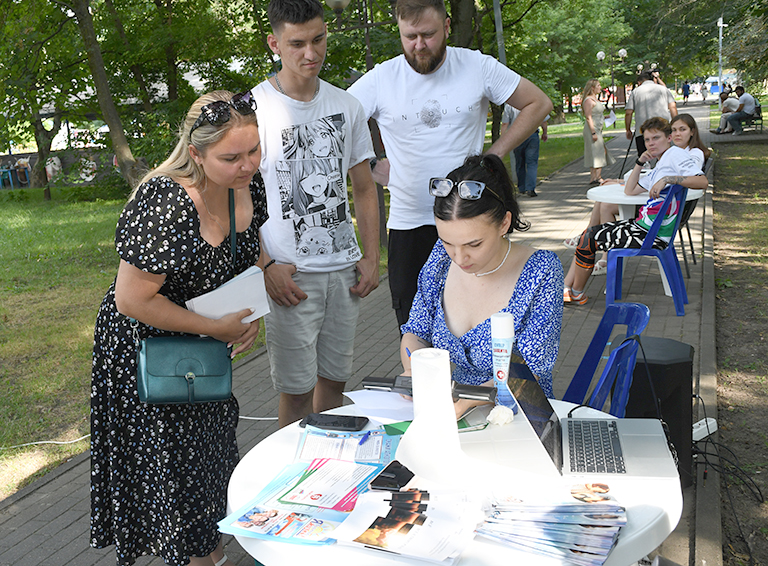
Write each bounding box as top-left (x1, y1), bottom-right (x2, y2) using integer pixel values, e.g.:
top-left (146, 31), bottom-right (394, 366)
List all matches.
top-left (70, 0), bottom-right (141, 188)
top-left (448, 0), bottom-right (476, 48)
top-left (152, 0), bottom-right (178, 101)
top-left (31, 111), bottom-right (63, 199)
top-left (104, 0), bottom-right (153, 112)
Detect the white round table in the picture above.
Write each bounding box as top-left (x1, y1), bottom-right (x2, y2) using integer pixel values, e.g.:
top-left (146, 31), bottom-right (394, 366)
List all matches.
top-left (587, 183), bottom-right (704, 221)
top-left (227, 401), bottom-right (682, 566)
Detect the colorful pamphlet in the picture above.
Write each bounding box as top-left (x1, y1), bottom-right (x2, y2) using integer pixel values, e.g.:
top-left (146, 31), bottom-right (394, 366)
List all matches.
top-left (476, 483), bottom-right (627, 566)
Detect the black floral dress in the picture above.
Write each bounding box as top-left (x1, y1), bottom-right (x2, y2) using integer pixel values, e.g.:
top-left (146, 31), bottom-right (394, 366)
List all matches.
top-left (90, 175), bottom-right (268, 566)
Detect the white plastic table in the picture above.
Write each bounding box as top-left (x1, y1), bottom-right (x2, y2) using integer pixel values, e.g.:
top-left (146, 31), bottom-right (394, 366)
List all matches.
top-left (227, 401), bottom-right (682, 566)
top-left (587, 183), bottom-right (704, 222)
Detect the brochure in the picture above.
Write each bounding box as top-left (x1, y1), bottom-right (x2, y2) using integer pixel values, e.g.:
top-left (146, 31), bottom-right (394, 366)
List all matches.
top-left (276, 458), bottom-right (383, 510)
top-left (185, 265), bottom-right (269, 323)
top-left (294, 426), bottom-right (401, 465)
top-left (332, 489), bottom-right (482, 565)
top-left (476, 482), bottom-right (627, 566)
top-left (218, 458), bottom-right (384, 545)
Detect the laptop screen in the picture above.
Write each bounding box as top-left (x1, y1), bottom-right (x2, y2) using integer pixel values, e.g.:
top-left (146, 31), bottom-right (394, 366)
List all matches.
top-left (507, 363), bottom-right (563, 471)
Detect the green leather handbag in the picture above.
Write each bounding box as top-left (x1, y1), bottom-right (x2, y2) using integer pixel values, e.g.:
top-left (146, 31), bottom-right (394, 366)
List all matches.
top-left (136, 335), bottom-right (232, 404)
top-left (133, 188), bottom-right (236, 405)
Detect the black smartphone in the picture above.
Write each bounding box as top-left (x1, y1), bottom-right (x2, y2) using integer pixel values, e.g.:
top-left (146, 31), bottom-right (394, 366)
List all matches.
top-left (298, 413), bottom-right (369, 432)
top-left (370, 460), bottom-right (415, 491)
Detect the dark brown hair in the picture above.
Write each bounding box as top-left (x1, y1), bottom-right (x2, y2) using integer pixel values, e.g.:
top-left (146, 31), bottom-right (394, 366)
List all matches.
top-left (433, 154), bottom-right (529, 234)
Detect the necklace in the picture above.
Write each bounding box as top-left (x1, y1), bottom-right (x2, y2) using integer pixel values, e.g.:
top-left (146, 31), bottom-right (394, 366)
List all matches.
top-left (200, 190), bottom-right (228, 238)
top-left (475, 237), bottom-right (511, 277)
top-left (274, 73), bottom-right (320, 100)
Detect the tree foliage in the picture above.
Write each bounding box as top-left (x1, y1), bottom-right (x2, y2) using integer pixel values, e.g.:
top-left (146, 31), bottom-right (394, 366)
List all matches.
top-left (0, 0), bottom-right (91, 188)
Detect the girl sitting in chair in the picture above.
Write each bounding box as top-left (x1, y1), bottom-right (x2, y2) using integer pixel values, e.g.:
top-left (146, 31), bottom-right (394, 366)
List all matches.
top-left (563, 116), bottom-right (707, 305)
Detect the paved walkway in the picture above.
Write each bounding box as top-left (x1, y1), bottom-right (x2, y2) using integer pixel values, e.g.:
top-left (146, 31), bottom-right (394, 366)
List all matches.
top-left (3, 100), bottom-right (764, 566)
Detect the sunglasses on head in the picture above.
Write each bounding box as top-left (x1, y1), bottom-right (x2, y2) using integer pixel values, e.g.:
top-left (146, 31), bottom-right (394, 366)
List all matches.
top-left (190, 91), bottom-right (257, 136)
top-left (428, 178), bottom-right (504, 204)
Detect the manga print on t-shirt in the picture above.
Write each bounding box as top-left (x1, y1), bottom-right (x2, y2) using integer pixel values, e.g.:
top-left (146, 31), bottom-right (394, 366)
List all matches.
top-left (276, 114), bottom-right (362, 261)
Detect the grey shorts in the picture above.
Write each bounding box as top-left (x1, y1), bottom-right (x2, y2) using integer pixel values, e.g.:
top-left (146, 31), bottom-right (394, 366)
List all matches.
top-left (264, 266), bottom-right (360, 395)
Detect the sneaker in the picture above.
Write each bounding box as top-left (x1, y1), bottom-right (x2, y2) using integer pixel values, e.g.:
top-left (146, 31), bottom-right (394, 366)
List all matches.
top-left (563, 288), bottom-right (572, 303)
top-left (565, 288), bottom-right (589, 305)
top-left (528, 190), bottom-right (538, 197)
top-left (732, 131), bottom-right (743, 136)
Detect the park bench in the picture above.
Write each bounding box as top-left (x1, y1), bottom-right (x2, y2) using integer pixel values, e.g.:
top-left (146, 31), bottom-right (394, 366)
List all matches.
top-left (738, 103), bottom-right (763, 133)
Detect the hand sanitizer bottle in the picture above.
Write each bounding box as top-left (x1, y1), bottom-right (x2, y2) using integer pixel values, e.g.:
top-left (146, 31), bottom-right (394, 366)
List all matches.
top-left (491, 312), bottom-right (519, 414)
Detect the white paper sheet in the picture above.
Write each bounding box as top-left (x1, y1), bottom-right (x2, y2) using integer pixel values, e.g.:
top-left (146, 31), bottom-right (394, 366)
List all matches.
top-left (343, 390), bottom-right (415, 422)
top-left (185, 265), bottom-right (269, 323)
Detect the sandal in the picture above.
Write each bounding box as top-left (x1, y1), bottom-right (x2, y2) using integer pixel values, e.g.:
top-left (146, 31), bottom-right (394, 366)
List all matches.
top-left (563, 237), bottom-right (579, 250)
top-left (591, 259), bottom-right (607, 276)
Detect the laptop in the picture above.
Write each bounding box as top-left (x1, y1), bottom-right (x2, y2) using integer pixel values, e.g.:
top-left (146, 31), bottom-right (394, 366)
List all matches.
top-left (506, 364), bottom-right (679, 478)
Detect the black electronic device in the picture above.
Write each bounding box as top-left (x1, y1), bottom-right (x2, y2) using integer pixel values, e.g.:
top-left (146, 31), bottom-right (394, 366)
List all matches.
top-left (360, 376), bottom-right (496, 403)
top-left (361, 375), bottom-right (413, 396)
top-left (370, 460), bottom-right (415, 491)
top-left (298, 413), bottom-right (369, 432)
top-left (622, 336), bottom-right (694, 487)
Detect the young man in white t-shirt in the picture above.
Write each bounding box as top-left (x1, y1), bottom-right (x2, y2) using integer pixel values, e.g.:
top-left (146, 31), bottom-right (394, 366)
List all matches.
top-left (726, 86), bottom-right (758, 136)
top-left (348, 0), bottom-right (552, 330)
top-left (563, 117), bottom-right (707, 304)
top-left (252, 0), bottom-right (380, 427)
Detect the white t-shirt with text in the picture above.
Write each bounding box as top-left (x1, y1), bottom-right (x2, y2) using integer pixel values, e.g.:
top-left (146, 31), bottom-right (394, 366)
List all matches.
top-left (348, 47), bottom-right (520, 230)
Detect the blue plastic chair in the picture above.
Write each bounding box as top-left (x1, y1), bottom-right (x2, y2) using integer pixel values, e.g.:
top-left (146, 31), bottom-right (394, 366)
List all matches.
top-left (562, 302), bottom-right (651, 418)
top-left (606, 184), bottom-right (689, 316)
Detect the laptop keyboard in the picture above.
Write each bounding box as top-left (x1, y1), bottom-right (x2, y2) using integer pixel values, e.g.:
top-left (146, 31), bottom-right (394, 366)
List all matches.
top-left (568, 420), bottom-right (626, 474)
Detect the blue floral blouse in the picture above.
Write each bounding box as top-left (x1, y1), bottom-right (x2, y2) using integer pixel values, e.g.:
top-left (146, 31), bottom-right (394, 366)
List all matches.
top-left (401, 242), bottom-right (564, 398)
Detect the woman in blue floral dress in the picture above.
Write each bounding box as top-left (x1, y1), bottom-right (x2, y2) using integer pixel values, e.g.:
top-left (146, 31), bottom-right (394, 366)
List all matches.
top-left (400, 155), bottom-right (563, 418)
top-left (90, 91), bottom-right (267, 566)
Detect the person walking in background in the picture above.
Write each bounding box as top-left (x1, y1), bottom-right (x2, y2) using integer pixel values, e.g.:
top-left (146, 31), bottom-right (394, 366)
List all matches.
top-left (624, 70), bottom-right (678, 156)
top-left (712, 91), bottom-right (740, 134)
top-left (91, 90), bottom-right (266, 566)
top-left (682, 81), bottom-right (690, 105)
top-left (501, 104), bottom-right (549, 197)
top-left (251, 0), bottom-right (380, 428)
top-left (725, 86), bottom-right (757, 136)
top-left (581, 79), bottom-right (615, 187)
top-left (348, 0), bottom-right (552, 330)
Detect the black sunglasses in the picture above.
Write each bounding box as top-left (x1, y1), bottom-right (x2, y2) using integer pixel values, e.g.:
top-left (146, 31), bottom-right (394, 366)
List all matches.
top-left (428, 178), bottom-right (504, 204)
top-left (190, 91), bottom-right (257, 136)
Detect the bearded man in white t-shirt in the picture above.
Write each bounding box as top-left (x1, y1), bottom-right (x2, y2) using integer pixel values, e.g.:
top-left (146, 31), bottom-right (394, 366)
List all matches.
top-left (348, 0), bottom-right (552, 330)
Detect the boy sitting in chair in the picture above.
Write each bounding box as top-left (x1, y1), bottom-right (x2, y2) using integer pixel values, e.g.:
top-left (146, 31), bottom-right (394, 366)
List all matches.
top-left (563, 116), bottom-right (707, 305)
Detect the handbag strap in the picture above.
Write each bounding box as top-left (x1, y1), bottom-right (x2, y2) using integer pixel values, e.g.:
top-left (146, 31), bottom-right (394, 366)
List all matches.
top-left (229, 188), bottom-right (236, 270)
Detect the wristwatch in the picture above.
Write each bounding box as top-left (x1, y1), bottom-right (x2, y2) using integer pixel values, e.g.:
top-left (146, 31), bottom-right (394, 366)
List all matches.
top-left (635, 158), bottom-right (646, 167)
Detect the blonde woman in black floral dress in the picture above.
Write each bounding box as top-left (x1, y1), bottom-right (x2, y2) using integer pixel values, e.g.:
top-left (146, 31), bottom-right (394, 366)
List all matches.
top-left (90, 90), bottom-right (267, 566)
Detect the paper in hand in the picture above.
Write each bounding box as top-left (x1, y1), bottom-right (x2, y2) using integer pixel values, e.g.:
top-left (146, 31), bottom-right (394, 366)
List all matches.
top-left (185, 265), bottom-right (270, 323)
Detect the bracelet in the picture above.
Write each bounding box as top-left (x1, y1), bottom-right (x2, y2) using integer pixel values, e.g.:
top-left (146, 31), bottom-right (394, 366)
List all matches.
top-left (635, 158), bottom-right (645, 167)
top-left (263, 259), bottom-right (276, 270)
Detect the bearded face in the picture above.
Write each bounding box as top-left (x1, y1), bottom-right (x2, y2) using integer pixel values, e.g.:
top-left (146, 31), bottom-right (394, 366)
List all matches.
top-left (398, 9), bottom-right (449, 75)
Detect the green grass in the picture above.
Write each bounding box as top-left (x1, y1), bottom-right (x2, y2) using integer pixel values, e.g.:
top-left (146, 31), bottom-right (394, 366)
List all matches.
top-left (0, 189), bottom-right (124, 496)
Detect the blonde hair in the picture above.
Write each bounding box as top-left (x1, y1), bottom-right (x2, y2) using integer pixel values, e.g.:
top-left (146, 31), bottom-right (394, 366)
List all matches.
top-left (131, 90), bottom-right (258, 198)
top-left (581, 79), bottom-right (600, 103)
